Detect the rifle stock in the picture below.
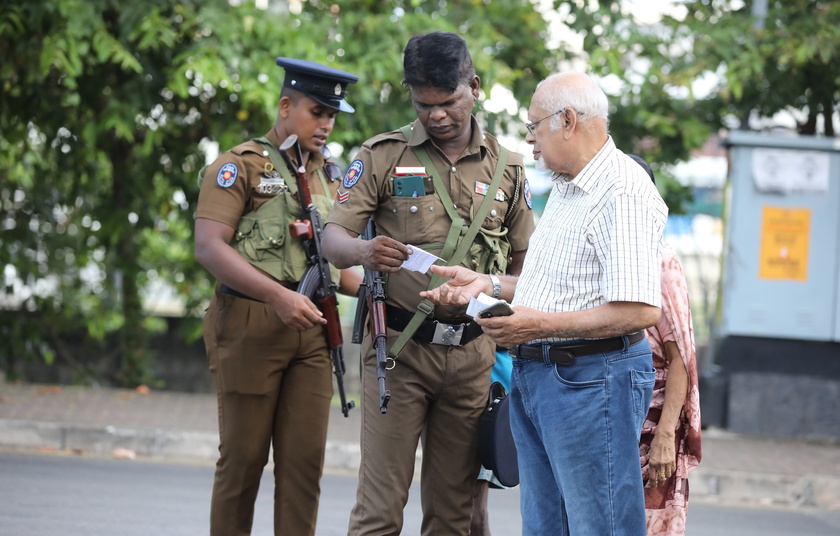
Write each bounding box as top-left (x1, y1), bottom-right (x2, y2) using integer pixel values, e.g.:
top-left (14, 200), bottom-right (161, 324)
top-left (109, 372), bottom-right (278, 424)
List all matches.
top-left (280, 134), bottom-right (355, 417)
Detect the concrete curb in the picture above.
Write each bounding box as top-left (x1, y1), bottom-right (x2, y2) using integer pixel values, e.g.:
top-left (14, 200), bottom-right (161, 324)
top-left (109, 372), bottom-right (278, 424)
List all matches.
top-left (690, 466), bottom-right (840, 510)
top-left (0, 418), bottom-right (362, 474)
top-left (0, 419), bottom-right (219, 461)
top-left (2, 418), bottom-right (838, 510)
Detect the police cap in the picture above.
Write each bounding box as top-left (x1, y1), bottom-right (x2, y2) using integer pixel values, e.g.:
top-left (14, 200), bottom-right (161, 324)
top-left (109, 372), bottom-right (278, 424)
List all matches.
top-left (276, 57), bottom-right (359, 114)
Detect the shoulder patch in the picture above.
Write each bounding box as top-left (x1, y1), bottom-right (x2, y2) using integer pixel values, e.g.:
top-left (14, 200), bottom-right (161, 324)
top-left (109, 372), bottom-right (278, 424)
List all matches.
top-left (217, 162), bottom-right (238, 188)
top-left (523, 178), bottom-right (533, 209)
top-left (343, 159), bottom-right (364, 188)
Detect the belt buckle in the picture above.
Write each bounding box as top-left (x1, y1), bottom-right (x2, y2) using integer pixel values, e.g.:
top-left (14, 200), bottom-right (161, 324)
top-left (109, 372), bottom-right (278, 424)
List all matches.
top-left (432, 322), bottom-right (464, 346)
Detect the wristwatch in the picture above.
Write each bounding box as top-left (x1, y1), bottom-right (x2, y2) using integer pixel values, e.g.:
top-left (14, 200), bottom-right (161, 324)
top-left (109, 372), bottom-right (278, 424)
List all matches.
top-left (488, 273), bottom-right (501, 299)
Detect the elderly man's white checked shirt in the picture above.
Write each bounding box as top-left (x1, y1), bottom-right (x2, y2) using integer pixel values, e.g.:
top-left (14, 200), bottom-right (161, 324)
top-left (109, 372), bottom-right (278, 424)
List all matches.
top-left (512, 137), bottom-right (668, 343)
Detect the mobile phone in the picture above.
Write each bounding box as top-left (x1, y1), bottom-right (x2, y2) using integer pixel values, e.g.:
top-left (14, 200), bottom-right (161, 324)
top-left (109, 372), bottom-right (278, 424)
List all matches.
top-left (393, 175), bottom-right (427, 197)
top-left (478, 301), bottom-right (514, 318)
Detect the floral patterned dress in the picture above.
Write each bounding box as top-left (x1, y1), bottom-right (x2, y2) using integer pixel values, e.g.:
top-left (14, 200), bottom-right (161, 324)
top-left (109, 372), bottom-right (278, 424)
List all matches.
top-left (640, 243), bottom-right (703, 535)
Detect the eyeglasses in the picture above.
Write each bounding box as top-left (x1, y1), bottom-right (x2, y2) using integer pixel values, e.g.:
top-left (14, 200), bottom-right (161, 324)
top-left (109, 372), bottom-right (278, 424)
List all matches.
top-left (525, 108), bottom-right (585, 134)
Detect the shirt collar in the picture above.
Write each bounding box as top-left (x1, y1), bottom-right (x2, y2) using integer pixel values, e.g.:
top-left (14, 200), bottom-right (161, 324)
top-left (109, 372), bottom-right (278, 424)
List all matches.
top-left (265, 129), bottom-right (326, 169)
top-left (554, 136), bottom-right (615, 194)
top-left (406, 116), bottom-right (487, 159)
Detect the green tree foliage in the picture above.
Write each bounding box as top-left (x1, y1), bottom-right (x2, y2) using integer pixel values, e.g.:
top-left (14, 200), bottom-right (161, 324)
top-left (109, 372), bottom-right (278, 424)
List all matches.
top-left (557, 0), bottom-right (840, 209)
top-left (560, 0), bottom-right (840, 155)
top-left (0, 0), bottom-right (555, 386)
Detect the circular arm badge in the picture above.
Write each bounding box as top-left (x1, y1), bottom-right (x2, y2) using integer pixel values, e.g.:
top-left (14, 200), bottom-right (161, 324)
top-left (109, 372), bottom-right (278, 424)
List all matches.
top-left (523, 178), bottom-right (533, 209)
top-left (217, 162), bottom-right (238, 188)
top-left (343, 159), bottom-right (363, 189)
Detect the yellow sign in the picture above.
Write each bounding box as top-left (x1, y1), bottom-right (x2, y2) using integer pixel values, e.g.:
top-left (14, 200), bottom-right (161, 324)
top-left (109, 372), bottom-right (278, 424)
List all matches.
top-left (758, 207), bottom-right (810, 281)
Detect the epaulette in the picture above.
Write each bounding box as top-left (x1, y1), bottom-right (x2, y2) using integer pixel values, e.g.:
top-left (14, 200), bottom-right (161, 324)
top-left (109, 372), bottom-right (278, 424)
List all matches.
top-left (230, 140), bottom-right (265, 156)
top-left (363, 129), bottom-right (407, 149)
top-left (506, 150), bottom-right (524, 167)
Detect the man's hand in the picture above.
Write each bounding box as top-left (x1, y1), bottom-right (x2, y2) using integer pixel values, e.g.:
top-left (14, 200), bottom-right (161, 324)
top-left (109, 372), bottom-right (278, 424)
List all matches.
top-left (362, 235), bottom-right (411, 273)
top-left (419, 265), bottom-right (488, 306)
top-left (322, 223), bottom-right (409, 272)
top-left (475, 305), bottom-right (545, 348)
top-left (268, 290), bottom-right (326, 331)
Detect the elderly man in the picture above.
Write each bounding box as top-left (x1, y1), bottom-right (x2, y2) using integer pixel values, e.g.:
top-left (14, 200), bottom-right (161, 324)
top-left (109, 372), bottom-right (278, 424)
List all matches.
top-left (422, 71), bottom-right (668, 536)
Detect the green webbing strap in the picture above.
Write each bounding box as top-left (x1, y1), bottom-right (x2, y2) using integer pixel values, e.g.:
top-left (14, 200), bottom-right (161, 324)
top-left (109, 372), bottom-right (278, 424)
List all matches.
top-left (315, 167), bottom-right (330, 193)
top-left (388, 125), bottom-right (509, 358)
top-left (254, 137), bottom-right (297, 195)
top-left (399, 128), bottom-right (462, 225)
top-left (445, 145), bottom-right (508, 275)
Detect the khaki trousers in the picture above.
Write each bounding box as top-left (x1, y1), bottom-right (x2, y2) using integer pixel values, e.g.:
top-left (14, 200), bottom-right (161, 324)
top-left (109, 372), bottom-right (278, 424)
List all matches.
top-left (348, 330), bottom-right (495, 536)
top-left (203, 290), bottom-right (332, 536)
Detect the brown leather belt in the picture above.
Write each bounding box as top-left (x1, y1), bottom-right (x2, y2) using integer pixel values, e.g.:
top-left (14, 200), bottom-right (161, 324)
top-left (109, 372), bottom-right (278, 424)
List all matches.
top-left (386, 306), bottom-right (483, 347)
top-left (510, 331), bottom-right (645, 365)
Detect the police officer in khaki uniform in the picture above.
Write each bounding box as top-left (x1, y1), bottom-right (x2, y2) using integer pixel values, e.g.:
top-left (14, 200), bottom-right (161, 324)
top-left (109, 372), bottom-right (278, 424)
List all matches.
top-left (195, 57), bottom-right (361, 536)
top-left (322, 32), bottom-right (535, 536)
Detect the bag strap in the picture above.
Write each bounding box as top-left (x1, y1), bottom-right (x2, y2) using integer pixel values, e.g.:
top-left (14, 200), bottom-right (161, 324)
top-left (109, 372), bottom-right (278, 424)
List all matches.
top-left (488, 381), bottom-right (507, 407)
top-left (388, 125), bottom-right (508, 358)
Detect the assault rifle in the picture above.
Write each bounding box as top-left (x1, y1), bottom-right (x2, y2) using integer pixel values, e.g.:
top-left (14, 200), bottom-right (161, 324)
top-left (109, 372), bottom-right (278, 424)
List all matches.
top-left (351, 219), bottom-right (391, 414)
top-left (280, 134), bottom-right (355, 417)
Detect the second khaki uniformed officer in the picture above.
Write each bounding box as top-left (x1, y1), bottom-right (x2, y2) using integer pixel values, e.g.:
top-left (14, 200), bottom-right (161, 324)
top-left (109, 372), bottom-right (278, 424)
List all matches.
top-left (195, 57), bottom-right (361, 536)
top-left (322, 32), bottom-right (535, 535)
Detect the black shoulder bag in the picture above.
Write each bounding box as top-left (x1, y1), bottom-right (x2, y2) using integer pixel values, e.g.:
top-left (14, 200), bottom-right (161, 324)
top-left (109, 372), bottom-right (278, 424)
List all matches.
top-left (476, 381), bottom-right (519, 487)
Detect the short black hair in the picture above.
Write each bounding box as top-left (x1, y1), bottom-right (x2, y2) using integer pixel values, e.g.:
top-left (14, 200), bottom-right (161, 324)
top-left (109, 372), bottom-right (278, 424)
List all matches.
top-left (280, 86), bottom-right (304, 105)
top-left (402, 31), bottom-right (475, 91)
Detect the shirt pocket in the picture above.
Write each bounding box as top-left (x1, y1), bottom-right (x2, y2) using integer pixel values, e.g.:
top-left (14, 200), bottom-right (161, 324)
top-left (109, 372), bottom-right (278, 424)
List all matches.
top-left (470, 190), bottom-right (507, 230)
top-left (379, 194), bottom-right (439, 246)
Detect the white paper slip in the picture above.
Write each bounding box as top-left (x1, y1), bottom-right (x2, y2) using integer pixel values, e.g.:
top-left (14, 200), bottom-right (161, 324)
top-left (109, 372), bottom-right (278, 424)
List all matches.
top-left (466, 292), bottom-right (502, 317)
top-left (401, 246), bottom-right (441, 273)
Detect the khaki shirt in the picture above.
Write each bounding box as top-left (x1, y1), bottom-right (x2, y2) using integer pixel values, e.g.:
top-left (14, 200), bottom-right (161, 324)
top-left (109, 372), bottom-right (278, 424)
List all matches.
top-left (327, 117), bottom-right (535, 321)
top-left (196, 129), bottom-right (340, 283)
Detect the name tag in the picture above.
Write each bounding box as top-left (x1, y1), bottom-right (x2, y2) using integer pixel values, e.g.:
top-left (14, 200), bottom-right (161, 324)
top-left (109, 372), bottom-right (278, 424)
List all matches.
top-left (258, 177), bottom-right (287, 195)
top-left (395, 166), bottom-right (425, 175)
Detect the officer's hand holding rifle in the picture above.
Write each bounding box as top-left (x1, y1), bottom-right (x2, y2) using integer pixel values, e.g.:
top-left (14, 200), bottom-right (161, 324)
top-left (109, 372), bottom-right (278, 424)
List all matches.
top-left (352, 220), bottom-right (391, 414)
top-left (280, 134), bottom-right (355, 417)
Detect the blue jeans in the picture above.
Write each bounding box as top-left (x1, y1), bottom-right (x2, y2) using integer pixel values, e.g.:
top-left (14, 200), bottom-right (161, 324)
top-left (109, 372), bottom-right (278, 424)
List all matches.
top-left (510, 336), bottom-right (654, 536)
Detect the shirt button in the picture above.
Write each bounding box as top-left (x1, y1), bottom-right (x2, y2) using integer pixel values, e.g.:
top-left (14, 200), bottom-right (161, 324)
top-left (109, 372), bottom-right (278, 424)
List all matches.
top-left (410, 206), bottom-right (418, 213)
top-left (451, 166), bottom-right (456, 173)
top-left (490, 209), bottom-right (497, 217)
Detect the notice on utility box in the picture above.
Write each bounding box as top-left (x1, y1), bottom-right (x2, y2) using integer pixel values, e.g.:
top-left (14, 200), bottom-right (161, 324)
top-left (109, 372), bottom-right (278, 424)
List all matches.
top-left (758, 206), bottom-right (810, 281)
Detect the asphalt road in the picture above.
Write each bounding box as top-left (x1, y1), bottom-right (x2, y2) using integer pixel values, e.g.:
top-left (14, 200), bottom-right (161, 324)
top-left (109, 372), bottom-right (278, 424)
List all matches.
top-left (2, 450), bottom-right (840, 535)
